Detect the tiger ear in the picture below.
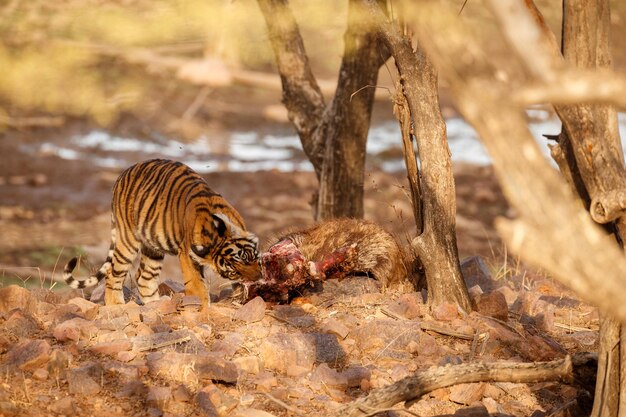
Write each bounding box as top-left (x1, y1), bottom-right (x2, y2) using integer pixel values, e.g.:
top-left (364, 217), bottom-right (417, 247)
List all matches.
top-left (211, 214), bottom-right (227, 237)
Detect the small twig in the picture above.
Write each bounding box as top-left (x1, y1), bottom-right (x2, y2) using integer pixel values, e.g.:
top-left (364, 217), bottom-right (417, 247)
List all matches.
top-left (265, 311), bottom-right (299, 327)
top-left (419, 321), bottom-right (474, 340)
top-left (380, 307), bottom-right (404, 320)
top-left (356, 405), bottom-right (421, 417)
top-left (469, 329), bottom-right (481, 361)
top-left (262, 392), bottom-right (303, 415)
top-left (350, 84), bottom-right (392, 102)
top-left (136, 335), bottom-right (191, 352)
top-left (554, 322), bottom-right (594, 333)
top-left (546, 399), bottom-right (578, 417)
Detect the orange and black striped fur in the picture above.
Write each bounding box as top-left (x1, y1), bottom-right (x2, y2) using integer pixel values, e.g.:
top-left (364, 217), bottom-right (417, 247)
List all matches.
top-left (64, 159), bottom-right (260, 307)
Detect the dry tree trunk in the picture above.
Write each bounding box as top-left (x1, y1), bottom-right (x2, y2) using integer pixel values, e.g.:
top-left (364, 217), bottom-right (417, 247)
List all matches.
top-left (553, 2), bottom-right (626, 416)
top-left (333, 356), bottom-right (575, 417)
top-left (256, 0), bottom-right (388, 220)
top-left (364, 1), bottom-right (471, 310)
top-left (496, 2), bottom-right (626, 415)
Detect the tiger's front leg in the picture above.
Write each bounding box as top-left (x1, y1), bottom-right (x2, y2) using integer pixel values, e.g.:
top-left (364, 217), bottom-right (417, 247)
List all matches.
top-left (178, 252), bottom-right (209, 310)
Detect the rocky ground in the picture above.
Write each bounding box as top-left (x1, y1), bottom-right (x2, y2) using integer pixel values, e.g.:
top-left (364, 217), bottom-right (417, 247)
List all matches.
top-left (0, 255), bottom-right (598, 417)
top-left (0, 108), bottom-right (599, 417)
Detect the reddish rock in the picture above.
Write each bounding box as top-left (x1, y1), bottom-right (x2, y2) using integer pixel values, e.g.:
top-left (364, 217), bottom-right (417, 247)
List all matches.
top-left (453, 404), bottom-right (490, 417)
top-left (449, 383), bottom-right (487, 405)
top-left (117, 351), bottom-right (137, 362)
top-left (211, 332), bottom-right (245, 357)
top-left (495, 286), bottom-right (518, 306)
top-left (172, 384), bottom-right (193, 402)
top-left (158, 279), bottom-right (185, 296)
top-left (432, 302), bottom-right (461, 321)
top-left (49, 397), bottom-right (75, 415)
top-left (197, 384), bottom-right (238, 417)
top-left (4, 339), bottom-right (51, 371)
top-left (343, 366), bottom-right (371, 388)
top-left (234, 356), bottom-right (262, 375)
top-left (351, 320), bottom-right (422, 355)
top-left (68, 365), bottom-right (102, 395)
top-left (32, 368), bottom-right (49, 381)
top-left (320, 318), bottom-right (350, 339)
top-left (259, 333), bottom-right (345, 376)
top-left (475, 291), bottom-right (509, 322)
top-left (147, 386), bottom-right (172, 409)
top-left (310, 363), bottom-right (349, 390)
top-left (96, 301), bottom-right (141, 322)
top-left (233, 296), bottom-right (266, 323)
top-left (195, 386), bottom-right (220, 417)
top-left (253, 372), bottom-right (278, 392)
top-left (47, 349), bottom-right (72, 379)
top-left (52, 317), bottom-right (97, 342)
top-left (4, 309), bottom-right (41, 337)
top-left (67, 297), bottom-right (99, 320)
top-left (460, 256), bottom-right (495, 291)
top-left (385, 293), bottom-right (424, 319)
top-left (0, 285), bottom-right (36, 314)
top-left (192, 324), bottom-right (213, 343)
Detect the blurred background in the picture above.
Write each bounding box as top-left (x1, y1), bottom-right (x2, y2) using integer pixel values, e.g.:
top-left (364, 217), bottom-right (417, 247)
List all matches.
top-left (0, 0), bottom-right (625, 287)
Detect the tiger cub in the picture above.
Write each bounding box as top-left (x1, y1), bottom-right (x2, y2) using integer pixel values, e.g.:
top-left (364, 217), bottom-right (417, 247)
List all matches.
top-left (64, 159), bottom-right (260, 308)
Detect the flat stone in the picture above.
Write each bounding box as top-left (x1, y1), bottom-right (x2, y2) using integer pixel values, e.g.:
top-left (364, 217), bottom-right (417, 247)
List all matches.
top-left (68, 365), bottom-right (102, 395)
top-left (234, 356), bottom-right (262, 375)
top-left (195, 386), bottom-right (219, 417)
top-left (4, 309), bottom-right (40, 338)
top-left (253, 372), bottom-right (278, 392)
top-left (432, 302), bottom-right (461, 321)
top-left (172, 384), bottom-right (193, 402)
top-left (32, 368), bottom-right (49, 381)
top-left (47, 349), bottom-right (72, 379)
top-left (449, 383), bottom-right (487, 405)
top-left (320, 318), bottom-right (350, 339)
top-left (211, 332), bottom-right (244, 357)
top-left (233, 296), bottom-right (266, 323)
top-left (52, 317), bottom-right (97, 342)
top-left (208, 383), bottom-right (239, 416)
top-left (259, 333), bottom-right (345, 376)
top-left (90, 339), bottom-right (133, 356)
top-left (103, 361), bottom-right (141, 384)
top-left (117, 351), bottom-right (137, 362)
top-left (67, 297), bottom-right (100, 320)
top-left (4, 339), bottom-right (51, 371)
top-left (146, 386), bottom-right (171, 409)
top-left (49, 396), bottom-right (75, 415)
top-left (96, 301), bottom-right (141, 322)
top-left (454, 404), bottom-right (490, 417)
top-left (460, 256), bottom-right (495, 291)
top-left (343, 366), bottom-right (371, 388)
top-left (159, 279), bottom-right (185, 296)
top-left (385, 293), bottom-right (424, 319)
top-left (310, 363), bottom-right (348, 390)
top-left (146, 351), bottom-right (238, 385)
top-left (351, 319), bottom-right (422, 356)
top-left (0, 285), bottom-right (36, 314)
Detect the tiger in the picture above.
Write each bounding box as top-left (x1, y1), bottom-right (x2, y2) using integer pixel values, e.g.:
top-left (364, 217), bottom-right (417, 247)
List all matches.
top-left (64, 159), bottom-right (260, 308)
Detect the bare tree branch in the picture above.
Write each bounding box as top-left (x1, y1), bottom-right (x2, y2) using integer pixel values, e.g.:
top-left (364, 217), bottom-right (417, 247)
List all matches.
top-left (256, 0), bottom-right (326, 170)
top-left (333, 357), bottom-right (573, 417)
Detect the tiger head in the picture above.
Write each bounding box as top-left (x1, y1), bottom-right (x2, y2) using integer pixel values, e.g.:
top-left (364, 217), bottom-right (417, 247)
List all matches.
top-left (189, 212), bottom-right (261, 282)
